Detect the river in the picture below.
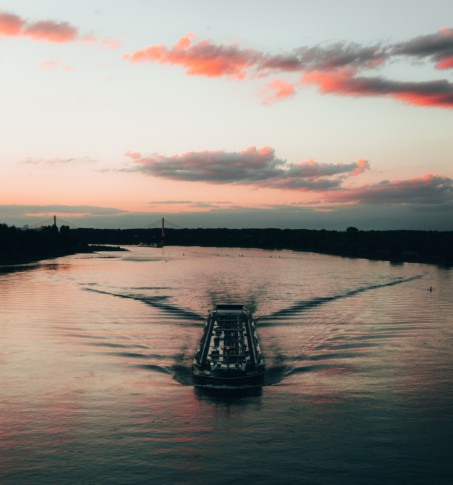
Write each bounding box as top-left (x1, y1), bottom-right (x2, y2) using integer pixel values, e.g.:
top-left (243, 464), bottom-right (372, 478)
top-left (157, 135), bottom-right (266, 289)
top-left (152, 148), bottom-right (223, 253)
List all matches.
top-left (1, 246), bottom-right (452, 484)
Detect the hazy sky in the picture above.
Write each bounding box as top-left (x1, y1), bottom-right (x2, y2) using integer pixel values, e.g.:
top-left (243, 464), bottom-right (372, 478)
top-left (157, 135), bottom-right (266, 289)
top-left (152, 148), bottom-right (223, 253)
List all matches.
top-left (1, 0), bottom-right (453, 230)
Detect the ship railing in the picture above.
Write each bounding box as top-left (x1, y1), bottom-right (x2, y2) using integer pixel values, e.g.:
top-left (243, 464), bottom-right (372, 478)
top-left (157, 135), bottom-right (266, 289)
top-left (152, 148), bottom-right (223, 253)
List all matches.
top-left (216, 327), bottom-right (244, 332)
top-left (213, 324), bottom-right (243, 329)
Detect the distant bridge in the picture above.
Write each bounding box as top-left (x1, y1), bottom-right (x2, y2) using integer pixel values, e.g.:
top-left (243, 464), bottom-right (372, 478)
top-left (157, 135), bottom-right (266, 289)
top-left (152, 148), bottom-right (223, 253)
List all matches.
top-left (31, 215), bottom-right (78, 229)
top-left (31, 215), bottom-right (182, 231)
top-left (146, 218), bottom-right (182, 230)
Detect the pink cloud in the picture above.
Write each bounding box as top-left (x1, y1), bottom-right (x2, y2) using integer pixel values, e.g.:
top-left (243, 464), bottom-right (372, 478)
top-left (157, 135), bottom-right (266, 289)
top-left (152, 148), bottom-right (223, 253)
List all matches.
top-left (24, 20), bottom-right (77, 43)
top-left (40, 60), bottom-right (74, 71)
top-left (286, 159), bottom-right (369, 179)
top-left (303, 69), bottom-right (356, 93)
top-left (391, 27), bottom-right (453, 71)
top-left (83, 35), bottom-right (121, 49)
top-left (123, 30), bottom-right (453, 109)
top-left (124, 151), bottom-right (142, 160)
top-left (0, 9), bottom-right (118, 48)
top-left (261, 80), bottom-right (296, 105)
top-left (0, 11), bottom-right (78, 43)
top-left (302, 69), bottom-right (453, 108)
top-left (124, 33), bottom-right (262, 79)
top-left (0, 11), bottom-right (24, 36)
top-left (81, 34), bottom-right (97, 44)
top-left (326, 174), bottom-right (453, 204)
top-left (127, 146), bottom-right (369, 191)
top-left (100, 38), bottom-right (122, 50)
top-left (436, 56), bottom-right (453, 69)
top-left (393, 90), bottom-right (453, 108)
top-left (123, 34), bottom-right (386, 79)
top-left (350, 159), bottom-right (369, 176)
top-left (41, 60), bottom-right (59, 70)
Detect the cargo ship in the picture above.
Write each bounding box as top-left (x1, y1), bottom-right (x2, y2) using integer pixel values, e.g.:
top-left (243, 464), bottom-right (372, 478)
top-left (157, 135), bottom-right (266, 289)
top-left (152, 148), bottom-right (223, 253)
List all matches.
top-left (192, 304), bottom-right (265, 386)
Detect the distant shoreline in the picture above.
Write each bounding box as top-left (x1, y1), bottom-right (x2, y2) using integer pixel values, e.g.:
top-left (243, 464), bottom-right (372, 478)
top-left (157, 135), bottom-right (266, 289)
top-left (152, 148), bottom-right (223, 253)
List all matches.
top-left (0, 244), bottom-right (126, 267)
top-left (168, 243), bottom-right (452, 266)
top-left (72, 227), bottom-right (453, 267)
top-left (2, 224), bottom-right (452, 268)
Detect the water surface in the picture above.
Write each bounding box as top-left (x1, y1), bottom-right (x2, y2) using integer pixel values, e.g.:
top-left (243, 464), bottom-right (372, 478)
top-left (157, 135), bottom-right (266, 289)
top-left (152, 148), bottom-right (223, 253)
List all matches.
top-left (1, 246), bottom-right (452, 483)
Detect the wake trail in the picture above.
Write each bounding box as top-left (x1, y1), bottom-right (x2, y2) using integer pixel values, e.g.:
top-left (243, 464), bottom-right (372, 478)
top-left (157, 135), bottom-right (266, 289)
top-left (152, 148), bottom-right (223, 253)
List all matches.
top-left (84, 287), bottom-right (204, 322)
top-left (258, 275), bottom-right (423, 324)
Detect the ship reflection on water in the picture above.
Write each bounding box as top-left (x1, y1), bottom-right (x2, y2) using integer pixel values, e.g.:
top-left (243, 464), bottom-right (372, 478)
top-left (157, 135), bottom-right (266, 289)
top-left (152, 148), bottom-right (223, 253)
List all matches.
top-left (194, 385), bottom-right (263, 403)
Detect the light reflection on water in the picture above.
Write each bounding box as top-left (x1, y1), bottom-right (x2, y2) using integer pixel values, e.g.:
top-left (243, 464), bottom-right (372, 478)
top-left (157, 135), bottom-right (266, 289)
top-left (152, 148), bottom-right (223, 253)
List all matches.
top-left (1, 246), bottom-right (452, 484)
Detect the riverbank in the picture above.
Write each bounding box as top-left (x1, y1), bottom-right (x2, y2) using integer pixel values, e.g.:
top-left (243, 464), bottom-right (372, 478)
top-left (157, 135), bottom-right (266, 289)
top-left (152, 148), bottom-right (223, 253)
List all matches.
top-left (2, 224), bottom-right (452, 267)
top-left (0, 245), bottom-right (126, 267)
top-left (74, 227), bottom-right (453, 267)
top-left (0, 223), bottom-right (126, 266)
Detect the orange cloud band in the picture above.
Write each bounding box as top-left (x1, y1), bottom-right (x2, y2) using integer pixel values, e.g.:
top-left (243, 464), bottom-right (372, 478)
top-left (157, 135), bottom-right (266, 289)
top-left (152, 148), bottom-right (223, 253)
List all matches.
top-left (0, 11), bottom-right (77, 42)
top-left (302, 69), bottom-right (453, 108)
top-left (124, 30), bottom-right (453, 108)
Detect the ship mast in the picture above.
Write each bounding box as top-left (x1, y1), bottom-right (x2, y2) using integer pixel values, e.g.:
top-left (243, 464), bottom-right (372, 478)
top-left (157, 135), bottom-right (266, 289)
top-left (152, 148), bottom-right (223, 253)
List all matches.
top-left (161, 217), bottom-right (165, 247)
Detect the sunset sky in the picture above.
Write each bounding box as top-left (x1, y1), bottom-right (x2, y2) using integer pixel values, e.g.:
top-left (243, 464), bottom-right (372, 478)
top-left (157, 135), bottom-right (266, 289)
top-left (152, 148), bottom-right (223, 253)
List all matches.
top-left (1, 0), bottom-right (453, 230)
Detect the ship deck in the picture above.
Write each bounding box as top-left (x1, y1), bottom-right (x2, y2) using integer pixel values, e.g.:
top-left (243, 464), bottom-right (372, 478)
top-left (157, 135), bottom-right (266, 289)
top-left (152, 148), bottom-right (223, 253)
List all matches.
top-left (193, 304), bottom-right (264, 386)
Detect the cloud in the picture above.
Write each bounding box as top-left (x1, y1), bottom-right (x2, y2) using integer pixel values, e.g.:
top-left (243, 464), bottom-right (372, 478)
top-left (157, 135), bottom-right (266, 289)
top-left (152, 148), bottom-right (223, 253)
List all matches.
top-left (126, 146), bottom-right (369, 191)
top-left (22, 156), bottom-right (96, 165)
top-left (0, 204), bottom-right (126, 219)
top-left (124, 30), bottom-right (453, 108)
top-left (148, 199), bottom-right (230, 205)
top-left (286, 43), bottom-right (386, 71)
top-left (261, 80), bottom-right (296, 105)
top-left (124, 146), bottom-right (453, 209)
top-left (82, 34), bottom-right (122, 49)
top-left (124, 30), bottom-right (453, 77)
top-left (0, 11), bottom-right (78, 43)
top-left (0, 11), bottom-right (24, 36)
top-left (124, 33), bottom-right (262, 79)
top-left (100, 37), bottom-right (121, 50)
top-left (23, 20), bottom-right (77, 43)
top-left (40, 60), bottom-right (74, 71)
top-left (286, 158), bottom-right (369, 178)
top-left (147, 200), bottom-right (233, 210)
top-left (0, 10), bottom-right (119, 47)
top-left (123, 36), bottom-right (387, 77)
top-left (123, 34), bottom-right (386, 79)
top-left (391, 27), bottom-right (453, 70)
top-left (2, 197), bottom-right (453, 231)
top-left (148, 200), bottom-right (197, 205)
top-left (326, 174), bottom-right (453, 205)
top-left (131, 146), bottom-right (282, 182)
top-left (267, 159), bottom-right (370, 191)
top-left (124, 151), bottom-right (142, 160)
top-left (302, 69), bottom-right (453, 108)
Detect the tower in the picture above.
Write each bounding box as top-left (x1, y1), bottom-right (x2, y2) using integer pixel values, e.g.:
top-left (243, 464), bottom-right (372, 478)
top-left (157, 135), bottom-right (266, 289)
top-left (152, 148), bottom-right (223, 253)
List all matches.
top-left (161, 217), bottom-right (165, 247)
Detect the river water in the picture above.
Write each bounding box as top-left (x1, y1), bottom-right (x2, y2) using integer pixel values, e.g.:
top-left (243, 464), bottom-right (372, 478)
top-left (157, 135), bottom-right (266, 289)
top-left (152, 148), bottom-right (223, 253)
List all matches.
top-left (1, 246), bottom-right (452, 484)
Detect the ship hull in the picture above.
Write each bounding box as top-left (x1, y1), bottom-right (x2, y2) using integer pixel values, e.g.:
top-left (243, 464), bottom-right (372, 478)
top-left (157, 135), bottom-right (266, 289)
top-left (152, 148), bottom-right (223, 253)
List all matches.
top-left (192, 366), bottom-right (264, 387)
top-left (192, 304), bottom-right (265, 388)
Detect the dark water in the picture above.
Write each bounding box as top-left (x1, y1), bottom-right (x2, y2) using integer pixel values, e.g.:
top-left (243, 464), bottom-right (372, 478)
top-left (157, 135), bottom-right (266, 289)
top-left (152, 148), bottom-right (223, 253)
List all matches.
top-left (1, 246), bottom-right (452, 484)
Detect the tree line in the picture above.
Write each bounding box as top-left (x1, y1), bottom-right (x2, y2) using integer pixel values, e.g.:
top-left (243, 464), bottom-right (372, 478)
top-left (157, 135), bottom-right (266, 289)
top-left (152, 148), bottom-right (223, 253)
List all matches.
top-left (1, 223), bottom-right (452, 266)
top-left (0, 223), bottom-right (85, 264)
top-left (73, 226), bottom-right (453, 266)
